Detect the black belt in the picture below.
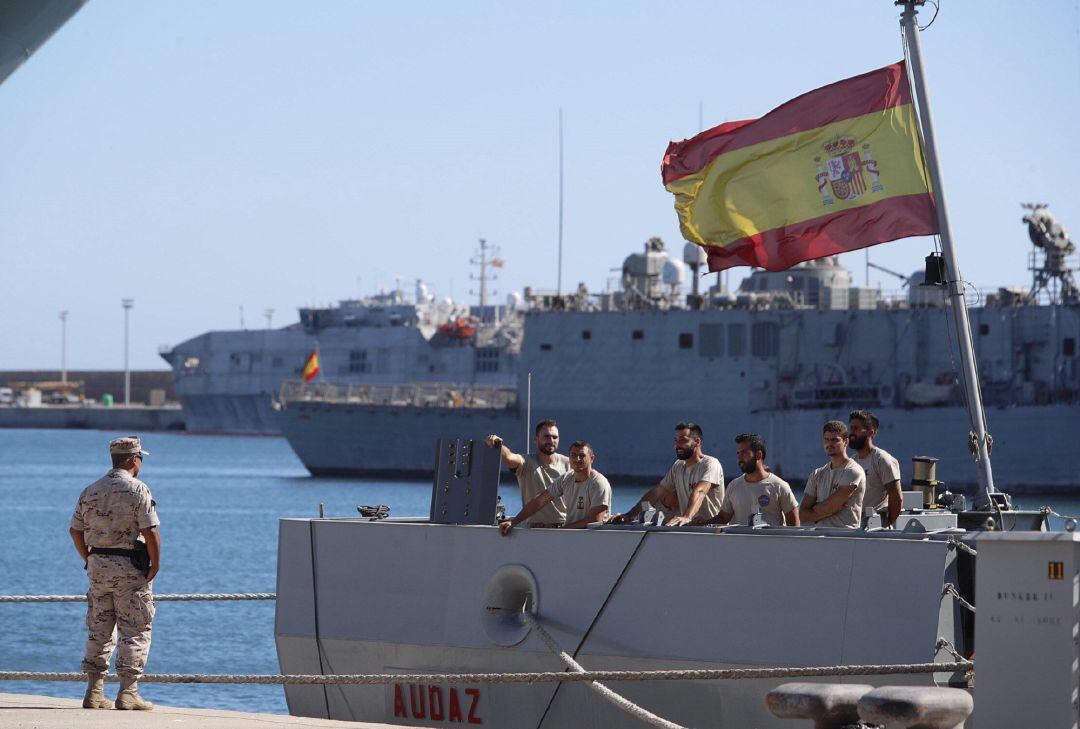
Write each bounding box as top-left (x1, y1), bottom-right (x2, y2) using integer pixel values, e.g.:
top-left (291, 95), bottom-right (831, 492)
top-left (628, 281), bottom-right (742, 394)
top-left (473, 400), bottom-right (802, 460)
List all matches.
top-left (89, 547), bottom-right (138, 558)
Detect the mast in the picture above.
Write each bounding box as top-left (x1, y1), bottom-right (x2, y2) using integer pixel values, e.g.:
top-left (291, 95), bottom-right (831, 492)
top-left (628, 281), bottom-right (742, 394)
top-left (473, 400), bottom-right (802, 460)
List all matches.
top-left (470, 237), bottom-right (499, 308)
top-left (557, 108), bottom-right (564, 297)
top-left (899, 1), bottom-right (998, 503)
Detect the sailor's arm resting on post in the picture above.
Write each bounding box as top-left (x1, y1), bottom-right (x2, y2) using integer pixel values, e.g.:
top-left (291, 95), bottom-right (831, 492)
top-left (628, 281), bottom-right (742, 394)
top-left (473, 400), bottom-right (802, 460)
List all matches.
top-left (610, 482), bottom-right (674, 523)
top-left (666, 479), bottom-right (713, 526)
top-left (499, 491), bottom-right (555, 535)
top-left (486, 434), bottom-right (525, 471)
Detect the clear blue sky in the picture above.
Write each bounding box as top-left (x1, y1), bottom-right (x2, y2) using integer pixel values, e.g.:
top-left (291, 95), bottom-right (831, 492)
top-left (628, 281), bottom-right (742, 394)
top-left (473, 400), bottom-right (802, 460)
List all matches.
top-left (1, 0), bottom-right (1077, 370)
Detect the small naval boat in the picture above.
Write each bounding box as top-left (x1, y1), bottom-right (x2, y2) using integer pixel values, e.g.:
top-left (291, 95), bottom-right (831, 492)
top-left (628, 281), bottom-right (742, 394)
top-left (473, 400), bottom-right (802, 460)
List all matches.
top-left (274, 3), bottom-right (1077, 727)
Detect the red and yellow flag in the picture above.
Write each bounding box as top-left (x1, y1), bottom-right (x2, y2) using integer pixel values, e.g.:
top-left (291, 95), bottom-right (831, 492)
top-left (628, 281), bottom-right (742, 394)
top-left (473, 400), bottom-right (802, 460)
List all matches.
top-left (301, 351), bottom-right (320, 382)
top-left (662, 61), bottom-right (938, 272)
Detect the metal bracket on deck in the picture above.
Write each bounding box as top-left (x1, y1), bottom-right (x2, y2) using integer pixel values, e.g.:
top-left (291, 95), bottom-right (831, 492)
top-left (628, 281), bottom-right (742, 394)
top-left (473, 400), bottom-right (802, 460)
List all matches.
top-left (430, 437), bottom-right (501, 525)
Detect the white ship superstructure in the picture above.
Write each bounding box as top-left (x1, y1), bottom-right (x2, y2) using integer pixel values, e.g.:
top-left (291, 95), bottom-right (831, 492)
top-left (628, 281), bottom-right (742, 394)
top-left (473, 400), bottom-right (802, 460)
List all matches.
top-left (160, 283), bottom-right (521, 434)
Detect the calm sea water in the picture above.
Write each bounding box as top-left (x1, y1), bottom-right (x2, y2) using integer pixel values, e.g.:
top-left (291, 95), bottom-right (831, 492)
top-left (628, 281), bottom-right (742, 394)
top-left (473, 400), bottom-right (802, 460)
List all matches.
top-left (3, 427), bottom-right (1079, 715)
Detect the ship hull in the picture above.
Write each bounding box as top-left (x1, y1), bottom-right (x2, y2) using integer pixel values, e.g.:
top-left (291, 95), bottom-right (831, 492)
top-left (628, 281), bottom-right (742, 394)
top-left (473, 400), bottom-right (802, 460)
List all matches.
top-left (275, 518), bottom-right (959, 728)
top-left (277, 401), bottom-right (518, 477)
top-left (182, 393), bottom-right (282, 435)
top-left (277, 400), bottom-right (1079, 492)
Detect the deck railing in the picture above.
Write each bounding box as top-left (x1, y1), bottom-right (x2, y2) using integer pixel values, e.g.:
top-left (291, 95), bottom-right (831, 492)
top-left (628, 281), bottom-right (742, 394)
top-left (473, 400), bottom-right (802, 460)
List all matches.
top-left (278, 380), bottom-right (517, 409)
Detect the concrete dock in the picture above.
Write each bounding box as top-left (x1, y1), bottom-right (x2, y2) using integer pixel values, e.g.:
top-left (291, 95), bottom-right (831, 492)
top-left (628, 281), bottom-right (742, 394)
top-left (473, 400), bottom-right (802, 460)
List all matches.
top-left (0, 404), bottom-right (186, 431)
top-left (0, 692), bottom-right (431, 728)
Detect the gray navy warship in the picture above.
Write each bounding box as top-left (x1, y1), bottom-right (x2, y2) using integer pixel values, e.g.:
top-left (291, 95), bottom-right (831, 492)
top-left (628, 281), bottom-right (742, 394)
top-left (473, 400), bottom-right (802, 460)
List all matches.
top-left (160, 242), bottom-right (521, 436)
top-left (271, 205), bottom-right (1079, 490)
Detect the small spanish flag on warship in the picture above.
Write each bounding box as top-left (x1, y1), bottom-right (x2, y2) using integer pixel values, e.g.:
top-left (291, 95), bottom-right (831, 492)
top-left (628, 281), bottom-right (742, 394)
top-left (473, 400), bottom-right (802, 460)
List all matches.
top-left (301, 351), bottom-right (320, 382)
top-left (662, 61), bottom-right (938, 272)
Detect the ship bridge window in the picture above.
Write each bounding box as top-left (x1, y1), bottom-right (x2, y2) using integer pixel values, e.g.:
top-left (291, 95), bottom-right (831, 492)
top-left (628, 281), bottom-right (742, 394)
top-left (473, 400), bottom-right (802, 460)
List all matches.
top-left (229, 353), bottom-right (251, 372)
top-left (698, 324), bottom-right (724, 357)
top-left (582, 330), bottom-right (591, 340)
top-left (728, 323), bottom-right (746, 357)
top-left (751, 322), bottom-right (779, 357)
top-left (632, 330), bottom-right (644, 340)
top-left (348, 350), bottom-right (369, 374)
top-left (1065, 338), bottom-right (1076, 357)
top-left (475, 347), bottom-right (500, 373)
top-left (678, 333), bottom-right (693, 349)
top-left (540, 343), bottom-right (553, 351)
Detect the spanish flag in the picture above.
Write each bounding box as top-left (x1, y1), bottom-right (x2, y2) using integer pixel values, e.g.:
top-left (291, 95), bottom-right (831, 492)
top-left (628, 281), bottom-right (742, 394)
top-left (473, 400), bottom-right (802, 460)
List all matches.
top-left (301, 351), bottom-right (320, 382)
top-left (662, 62), bottom-right (938, 272)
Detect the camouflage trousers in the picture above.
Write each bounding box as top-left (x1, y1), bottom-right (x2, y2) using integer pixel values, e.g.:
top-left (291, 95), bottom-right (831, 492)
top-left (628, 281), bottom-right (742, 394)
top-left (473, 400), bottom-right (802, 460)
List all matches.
top-left (82, 554), bottom-right (155, 678)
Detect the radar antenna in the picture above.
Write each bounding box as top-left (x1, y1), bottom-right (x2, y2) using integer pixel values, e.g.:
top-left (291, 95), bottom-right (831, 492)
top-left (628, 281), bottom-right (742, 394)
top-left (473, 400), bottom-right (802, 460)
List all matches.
top-left (1023, 203), bottom-right (1078, 304)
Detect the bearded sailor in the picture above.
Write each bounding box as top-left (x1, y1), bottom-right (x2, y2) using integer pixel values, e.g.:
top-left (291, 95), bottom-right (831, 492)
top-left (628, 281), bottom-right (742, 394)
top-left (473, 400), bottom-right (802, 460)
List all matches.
top-left (486, 419), bottom-right (570, 527)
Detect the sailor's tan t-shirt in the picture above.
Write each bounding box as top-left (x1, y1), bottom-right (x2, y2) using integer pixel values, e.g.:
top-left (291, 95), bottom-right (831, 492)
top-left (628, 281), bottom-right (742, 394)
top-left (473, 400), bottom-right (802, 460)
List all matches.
top-left (547, 470), bottom-right (612, 525)
top-left (721, 473), bottom-right (798, 526)
top-left (658, 455), bottom-right (725, 523)
top-left (514, 453), bottom-right (570, 526)
top-left (855, 447), bottom-right (901, 513)
top-left (804, 459), bottom-right (866, 528)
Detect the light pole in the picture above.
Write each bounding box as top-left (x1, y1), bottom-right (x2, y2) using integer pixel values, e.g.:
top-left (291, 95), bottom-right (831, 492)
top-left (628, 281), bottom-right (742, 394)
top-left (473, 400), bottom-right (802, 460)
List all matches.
top-left (122, 299), bottom-right (133, 405)
top-left (59, 311), bottom-right (68, 385)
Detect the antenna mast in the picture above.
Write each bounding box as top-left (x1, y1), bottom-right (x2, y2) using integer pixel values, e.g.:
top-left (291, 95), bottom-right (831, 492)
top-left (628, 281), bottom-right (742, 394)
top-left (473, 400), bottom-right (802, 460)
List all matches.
top-left (557, 108), bottom-right (564, 297)
top-left (470, 238), bottom-right (499, 308)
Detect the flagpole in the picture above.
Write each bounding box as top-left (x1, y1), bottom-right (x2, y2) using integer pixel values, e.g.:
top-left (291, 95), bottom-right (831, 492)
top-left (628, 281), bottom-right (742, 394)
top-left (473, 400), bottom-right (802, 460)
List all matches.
top-left (899, 1), bottom-right (998, 503)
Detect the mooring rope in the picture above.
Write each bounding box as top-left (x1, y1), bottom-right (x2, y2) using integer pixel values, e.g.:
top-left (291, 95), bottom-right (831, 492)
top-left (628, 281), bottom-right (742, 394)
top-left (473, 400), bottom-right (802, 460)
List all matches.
top-left (521, 610), bottom-right (688, 729)
top-left (0, 593), bottom-right (275, 603)
top-left (941, 583), bottom-right (976, 613)
top-left (0, 661), bottom-right (973, 686)
top-left (946, 539), bottom-right (978, 557)
top-left (934, 638), bottom-right (966, 663)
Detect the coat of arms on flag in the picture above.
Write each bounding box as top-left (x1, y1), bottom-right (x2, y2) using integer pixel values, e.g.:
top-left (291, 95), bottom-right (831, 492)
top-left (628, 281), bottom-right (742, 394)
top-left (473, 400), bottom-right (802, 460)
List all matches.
top-left (815, 136), bottom-right (885, 205)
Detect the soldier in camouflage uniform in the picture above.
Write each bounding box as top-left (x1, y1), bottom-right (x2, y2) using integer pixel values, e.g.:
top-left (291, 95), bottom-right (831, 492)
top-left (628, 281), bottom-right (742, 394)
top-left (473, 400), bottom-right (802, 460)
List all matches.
top-left (69, 436), bottom-right (161, 711)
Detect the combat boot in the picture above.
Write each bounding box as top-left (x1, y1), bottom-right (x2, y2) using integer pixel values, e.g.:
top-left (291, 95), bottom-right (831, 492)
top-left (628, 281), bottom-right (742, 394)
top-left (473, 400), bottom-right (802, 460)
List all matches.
top-left (114, 675), bottom-right (154, 711)
top-left (82, 672), bottom-right (113, 709)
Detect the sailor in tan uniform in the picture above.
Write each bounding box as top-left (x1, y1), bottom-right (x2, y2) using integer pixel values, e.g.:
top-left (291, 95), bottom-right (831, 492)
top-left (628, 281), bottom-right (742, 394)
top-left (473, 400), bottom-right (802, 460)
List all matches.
top-left (611, 422), bottom-right (724, 525)
top-left (499, 441), bottom-right (611, 533)
top-left (69, 436), bottom-right (161, 711)
top-left (799, 420), bottom-right (866, 528)
top-left (849, 410), bottom-right (903, 526)
top-left (487, 420), bottom-right (570, 526)
top-left (711, 434), bottom-right (799, 527)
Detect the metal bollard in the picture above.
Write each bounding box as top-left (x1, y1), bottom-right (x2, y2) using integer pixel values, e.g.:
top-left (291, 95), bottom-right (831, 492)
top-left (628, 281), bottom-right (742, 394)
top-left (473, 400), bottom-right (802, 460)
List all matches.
top-left (857, 686), bottom-right (973, 729)
top-left (766, 682), bottom-right (874, 728)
